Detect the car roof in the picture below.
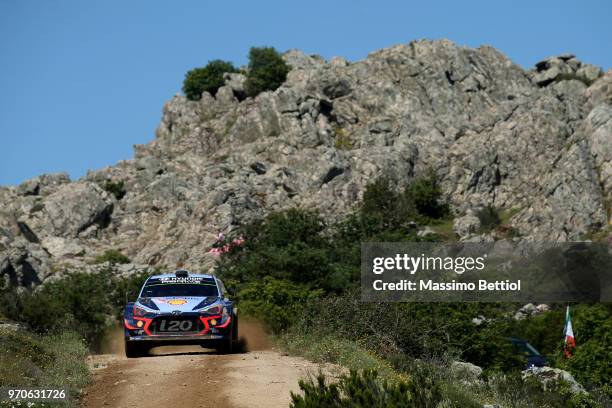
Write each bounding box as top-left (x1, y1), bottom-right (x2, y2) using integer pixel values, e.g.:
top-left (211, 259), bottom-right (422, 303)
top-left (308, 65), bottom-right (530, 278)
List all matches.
top-left (147, 272), bottom-right (216, 280)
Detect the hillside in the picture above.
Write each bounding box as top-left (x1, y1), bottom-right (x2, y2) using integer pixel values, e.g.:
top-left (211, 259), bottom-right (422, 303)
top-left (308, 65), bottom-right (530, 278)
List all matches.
top-left (1, 39), bottom-right (611, 285)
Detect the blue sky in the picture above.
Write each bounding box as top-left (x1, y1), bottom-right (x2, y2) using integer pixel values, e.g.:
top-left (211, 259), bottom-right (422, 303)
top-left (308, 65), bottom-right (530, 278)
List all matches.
top-left (1, 0), bottom-right (610, 185)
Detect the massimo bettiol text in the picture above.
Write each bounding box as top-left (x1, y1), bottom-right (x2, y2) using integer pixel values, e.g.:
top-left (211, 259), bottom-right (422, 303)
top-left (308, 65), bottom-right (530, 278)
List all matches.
top-left (361, 242), bottom-right (612, 302)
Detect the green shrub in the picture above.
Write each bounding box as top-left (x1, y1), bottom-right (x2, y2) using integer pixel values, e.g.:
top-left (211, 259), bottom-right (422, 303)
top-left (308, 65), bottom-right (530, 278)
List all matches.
top-left (183, 59), bottom-right (237, 100)
top-left (0, 270), bottom-right (148, 348)
top-left (94, 249), bottom-right (130, 265)
top-left (556, 304), bottom-right (612, 397)
top-left (217, 209), bottom-right (336, 290)
top-left (244, 47), bottom-right (290, 97)
top-left (291, 369), bottom-right (452, 408)
top-left (476, 372), bottom-right (603, 408)
top-left (334, 127), bottom-right (353, 150)
top-left (406, 172), bottom-right (449, 219)
top-left (476, 205), bottom-right (501, 232)
top-left (103, 179), bottom-right (126, 200)
top-left (237, 277), bottom-right (321, 332)
top-left (0, 329), bottom-right (89, 406)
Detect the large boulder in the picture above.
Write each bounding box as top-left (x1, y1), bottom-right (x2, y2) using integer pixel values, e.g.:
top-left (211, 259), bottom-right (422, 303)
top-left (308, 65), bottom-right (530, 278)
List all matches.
top-left (453, 210), bottom-right (481, 238)
top-left (522, 366), bottom-right (585, 394)
top-left (19, 182), bottom-right (113, 239)
top-left (451, 361), bottom-right (483, 383)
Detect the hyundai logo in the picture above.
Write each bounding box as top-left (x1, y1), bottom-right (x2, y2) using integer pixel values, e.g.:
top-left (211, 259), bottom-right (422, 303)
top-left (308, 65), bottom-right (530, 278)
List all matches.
top-left (171, 310), bottom-right (181, 315)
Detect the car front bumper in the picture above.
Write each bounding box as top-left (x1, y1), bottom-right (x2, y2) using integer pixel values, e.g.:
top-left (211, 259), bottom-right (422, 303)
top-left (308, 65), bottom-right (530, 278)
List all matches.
top-left (126, 333), bottom-right (225, 342)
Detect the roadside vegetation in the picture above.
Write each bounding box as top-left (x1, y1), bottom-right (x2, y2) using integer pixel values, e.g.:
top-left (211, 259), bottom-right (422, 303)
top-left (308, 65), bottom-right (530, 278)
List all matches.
top-left (0, 172), bottom-right (609, 406)
top-left (0, 328), bottom-right (89, 407)
top-left (0, 268), bottom-right (149, 404)
top-left (216, 174), bottom-right (611, 407)
top-left (0, 269), bottom-right (147, 348)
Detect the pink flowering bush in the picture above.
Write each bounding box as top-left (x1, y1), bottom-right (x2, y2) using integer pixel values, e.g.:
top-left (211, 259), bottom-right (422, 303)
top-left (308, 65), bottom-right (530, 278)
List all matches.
top-left (208, 233), bottom-right (245, 256)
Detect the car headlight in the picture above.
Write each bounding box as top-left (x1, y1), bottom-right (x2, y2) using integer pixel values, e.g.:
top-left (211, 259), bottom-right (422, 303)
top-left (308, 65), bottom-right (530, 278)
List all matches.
top-left (133, 304), bottom-right (159, 317)
top-left (133, 305), bottom-right (150, 317)
top-left (199, 301), bottom-right (223, 315)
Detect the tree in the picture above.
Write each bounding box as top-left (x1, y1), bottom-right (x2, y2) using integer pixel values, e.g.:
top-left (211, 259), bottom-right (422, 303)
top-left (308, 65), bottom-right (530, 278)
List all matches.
top-left (245, 47), bottom-right (290, 97)
top-left (183, 60), bottom-right (237, 100)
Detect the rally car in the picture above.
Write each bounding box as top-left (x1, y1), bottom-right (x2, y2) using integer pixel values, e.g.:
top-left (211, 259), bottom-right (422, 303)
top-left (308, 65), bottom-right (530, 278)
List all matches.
top-left (123, 270), bottom-right (238, 358)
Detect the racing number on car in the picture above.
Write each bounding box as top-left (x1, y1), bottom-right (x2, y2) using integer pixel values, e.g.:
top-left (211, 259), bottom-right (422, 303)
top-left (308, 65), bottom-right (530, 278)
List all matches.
top-left (159, 320), bottom-right (193, 331)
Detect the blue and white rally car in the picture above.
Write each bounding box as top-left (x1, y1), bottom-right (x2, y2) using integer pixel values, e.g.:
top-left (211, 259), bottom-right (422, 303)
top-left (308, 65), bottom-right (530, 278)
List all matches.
top-left (123, 270), bottom-right (238, 358)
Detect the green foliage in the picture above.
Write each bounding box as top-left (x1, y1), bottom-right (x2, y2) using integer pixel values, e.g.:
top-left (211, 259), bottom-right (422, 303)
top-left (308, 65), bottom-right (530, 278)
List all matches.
top-left (244, 47), bottom-right (290, 97)
top-left (475, 372), bottom-right (603, 408)
top-left (356, 177), bottom-right (417, 235)
top-left (556, 304), bottom-right (612, 397)
top-left (278, 331), bottom-right (400, 381)
top-left (217, 209), bottom-right (335, 290)
top-left (333, 127), bottom-right (353, 150)
top-left (213, 174), bottom-right (610, 400)
top-left (217, 175), bottom-right (450, 330)
top-left (0, 270), bottom-right (148, 348)
top-left (476, 205), bottom-right (501, 232)
top-left (183, 59), bottom-right (237, 100)
top-left (406, 172), bottom-right (450, 219)
top-left (291, 369), bottom-right (458, 408)
top-left (94, 249), bottom-right (131, 265)
top-left (0, 329), bottom-right (89, 406)
top-left (103, 179), bottom-right (126, 200)
top-left (237, 277), bottom-right (322, 332)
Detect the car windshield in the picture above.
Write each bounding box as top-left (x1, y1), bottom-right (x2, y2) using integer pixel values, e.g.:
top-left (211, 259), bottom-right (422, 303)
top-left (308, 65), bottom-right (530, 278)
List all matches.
top-left (140, 276), bottom-right (219, 297)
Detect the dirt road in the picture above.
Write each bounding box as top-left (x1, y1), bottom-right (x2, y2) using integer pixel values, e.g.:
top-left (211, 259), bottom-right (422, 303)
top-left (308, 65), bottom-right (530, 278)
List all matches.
top-left (82, 323), bottom-right (337, 408)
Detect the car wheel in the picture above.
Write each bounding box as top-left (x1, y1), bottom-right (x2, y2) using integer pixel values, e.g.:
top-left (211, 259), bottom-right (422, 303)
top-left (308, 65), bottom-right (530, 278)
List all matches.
top-left (216, 322), bottom-right (235, 354)
top-left (125, 340), bottom-right (147, 358)
top-left (217, 337), bottom-right (234, 354)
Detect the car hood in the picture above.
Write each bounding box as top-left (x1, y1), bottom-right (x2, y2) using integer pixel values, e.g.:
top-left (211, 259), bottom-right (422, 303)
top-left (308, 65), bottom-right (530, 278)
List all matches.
top-left (136, 296), bottom-right (216, 313)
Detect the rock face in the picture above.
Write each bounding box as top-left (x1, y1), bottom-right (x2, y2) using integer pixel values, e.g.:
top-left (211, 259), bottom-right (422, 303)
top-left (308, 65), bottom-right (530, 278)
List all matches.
top-left (1, 39), bottom-right (611, 284)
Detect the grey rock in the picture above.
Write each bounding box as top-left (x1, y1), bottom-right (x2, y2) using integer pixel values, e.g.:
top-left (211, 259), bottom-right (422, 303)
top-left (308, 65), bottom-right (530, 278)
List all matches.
top-left (453, 210), bottom-right (481, 238)
top-left (577, 64), bottom-right (603, 83)
top-left (330, 56), bottom-right (348, 67)
top-left (224, 72), bottom-right (246, 99)
top-left (0, 319), bottom-right (27, 332)
top-left (514, 303), bottom-right (550, 320)
top-left (523, 366), bottom-right (585, 394)
top-left (417, 226), bottom-right (435, 238)
top-left (282, 49), bottom-right (325, 70)
top-left (451, 361), bottom-right (483, 382)
top-left (19, 183), bottom-right (113, 238)
top-left (41, 237), bottom-right (85, 258)
top-left (250, 162), bottom-right (267, 175)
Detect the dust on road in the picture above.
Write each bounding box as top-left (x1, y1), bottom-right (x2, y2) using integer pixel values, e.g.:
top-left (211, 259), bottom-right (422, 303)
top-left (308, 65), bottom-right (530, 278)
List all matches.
top-left (82, 321), bottom-right (336, 408)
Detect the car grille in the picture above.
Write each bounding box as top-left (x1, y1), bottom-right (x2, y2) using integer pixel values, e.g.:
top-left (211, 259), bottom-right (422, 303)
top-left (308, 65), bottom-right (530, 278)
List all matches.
top-left (149, 316), bottom-right (203, 334)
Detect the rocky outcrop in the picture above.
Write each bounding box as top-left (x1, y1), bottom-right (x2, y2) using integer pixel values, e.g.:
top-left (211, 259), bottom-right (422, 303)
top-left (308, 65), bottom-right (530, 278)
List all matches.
top-left (451, 361), bottom-right (483, 382)
top-left (523, 366), bottom-right (586, 394)
top-left (1, 39), bottom-right (611, 284)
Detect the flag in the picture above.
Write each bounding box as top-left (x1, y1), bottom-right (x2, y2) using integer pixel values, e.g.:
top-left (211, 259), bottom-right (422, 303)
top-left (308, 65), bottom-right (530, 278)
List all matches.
top-left (563, 306), bottom-right (576, 358)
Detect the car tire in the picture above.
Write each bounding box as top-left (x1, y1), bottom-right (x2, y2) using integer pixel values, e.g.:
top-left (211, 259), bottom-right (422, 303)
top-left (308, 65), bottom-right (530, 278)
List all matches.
top-left (217, 337), bottom-right (234, 354)
top-left (125, 340), bottom-right (147, 358)
top-left (216, 320), bottom-right (236, 354)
